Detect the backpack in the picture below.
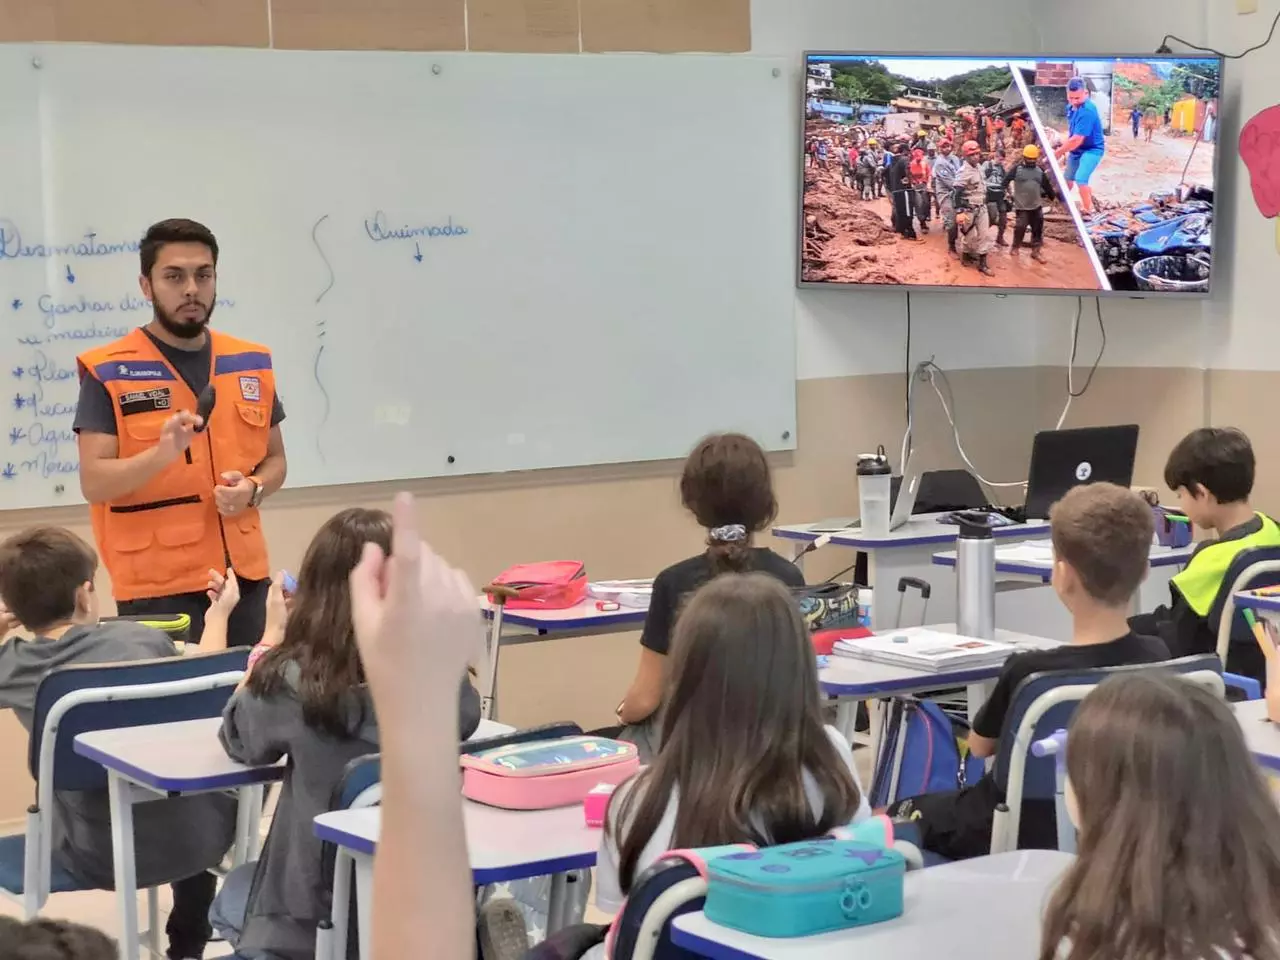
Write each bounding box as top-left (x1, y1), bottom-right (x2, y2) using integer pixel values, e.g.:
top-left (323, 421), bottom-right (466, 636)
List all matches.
top-left (870, 698), bottom-right (986, 807)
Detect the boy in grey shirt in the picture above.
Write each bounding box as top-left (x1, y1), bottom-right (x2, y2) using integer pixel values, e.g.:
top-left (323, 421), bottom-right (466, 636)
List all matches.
top-left (0, 527), bottom-right (236, 960)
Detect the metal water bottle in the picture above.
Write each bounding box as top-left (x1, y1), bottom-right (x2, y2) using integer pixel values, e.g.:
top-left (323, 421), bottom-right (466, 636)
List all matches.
top-left (955, 514), bottom-right (995, 639)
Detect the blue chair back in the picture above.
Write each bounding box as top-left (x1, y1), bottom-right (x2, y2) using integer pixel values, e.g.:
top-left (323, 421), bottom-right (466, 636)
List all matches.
top-left (1208, 546), bottom-right (1280, 684)
top-left (992, 654), bottom-right (1221, 848)
top-left (30, 648), bottom-right (250, 793)
top-left (608, 857), bottom-right (705, 960)
top-left (333, 753), bottom-right (382, 812)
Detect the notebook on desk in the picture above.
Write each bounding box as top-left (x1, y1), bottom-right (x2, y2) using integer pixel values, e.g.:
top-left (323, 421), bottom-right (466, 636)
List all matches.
top-left (832, 628), bottom-right (1016, 672)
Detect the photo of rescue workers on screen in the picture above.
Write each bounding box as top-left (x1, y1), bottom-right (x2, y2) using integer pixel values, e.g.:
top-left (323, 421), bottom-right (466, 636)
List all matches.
top-left (800, 54), bottom-right (1221, 295)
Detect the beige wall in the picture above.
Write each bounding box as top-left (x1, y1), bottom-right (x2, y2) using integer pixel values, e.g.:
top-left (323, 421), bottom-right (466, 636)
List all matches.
top-left (0, 362), bottom-right (1230, 822)
top-left (0, 367), bottom-right (1056, 820)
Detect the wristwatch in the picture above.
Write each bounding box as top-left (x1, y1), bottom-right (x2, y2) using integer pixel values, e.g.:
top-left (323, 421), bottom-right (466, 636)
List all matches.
top-left (247, 476), bottom-right (264, 509)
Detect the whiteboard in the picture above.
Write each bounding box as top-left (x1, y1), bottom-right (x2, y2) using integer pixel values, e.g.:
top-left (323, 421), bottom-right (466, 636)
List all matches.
top-left (0, 45), bottom-right (796, 510)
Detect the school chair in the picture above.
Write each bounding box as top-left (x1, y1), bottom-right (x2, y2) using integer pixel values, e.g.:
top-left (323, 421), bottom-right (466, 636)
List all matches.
top-left (0, 649), bottom-right (249, 952)
top-left (991, 654), bottom-right (1225, 855)
top-left (1209, 546), bottom-right (1280, 693)
top-left (914, 469), bottom-right (987, 515)
top-left (317, 753), bottom-right (382, 960)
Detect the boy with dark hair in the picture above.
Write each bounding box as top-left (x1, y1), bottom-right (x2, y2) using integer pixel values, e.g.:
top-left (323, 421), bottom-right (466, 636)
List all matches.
top-left (886, 483), bottom-right (1169, 859)
top-left (1131, 427), bottom-right (1280, 672)
top-left (0, 527), bottom-right (236, 960)
top-left (0, 916), bottom-right (117, 960)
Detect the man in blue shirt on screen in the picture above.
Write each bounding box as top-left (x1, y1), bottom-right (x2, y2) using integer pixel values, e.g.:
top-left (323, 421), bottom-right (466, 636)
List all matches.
top-left (1055, 77), bottom-right (1105, 215)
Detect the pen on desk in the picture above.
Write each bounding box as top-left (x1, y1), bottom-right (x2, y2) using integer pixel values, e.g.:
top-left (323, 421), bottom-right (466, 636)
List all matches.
top-left (1243, 608), bottom-right (1275, 660)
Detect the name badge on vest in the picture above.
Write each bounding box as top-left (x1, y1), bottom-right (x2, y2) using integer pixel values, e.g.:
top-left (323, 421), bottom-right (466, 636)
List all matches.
top-left (239, 376), bottom-right (261, 401)
top-left (118, 387), bottom-right (172, 417)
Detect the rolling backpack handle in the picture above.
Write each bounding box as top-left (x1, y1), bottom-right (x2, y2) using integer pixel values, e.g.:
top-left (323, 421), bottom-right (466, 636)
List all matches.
top-left (894, 577), bottom-right (932, 629)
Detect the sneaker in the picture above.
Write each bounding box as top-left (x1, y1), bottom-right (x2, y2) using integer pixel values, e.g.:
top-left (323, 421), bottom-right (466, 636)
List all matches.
top-left (477, 898), bottom-right (529, 960)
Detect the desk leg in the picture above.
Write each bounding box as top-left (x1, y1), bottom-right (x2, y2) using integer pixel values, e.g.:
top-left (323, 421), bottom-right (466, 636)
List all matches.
top-left (330, 849), bottom-right (353, 960)
top-left (482, 607), bottom-right (506, 720)
top-left (353, 852), bottom-right (374, 960)
top-left (967, 680), bottom-right (996, 724)
top-left (233, 785), bottom-right (264, 867)
top-left (546, 872), bottom-right (569, 934)
top-left (106, 772), bottom-right (140, 960)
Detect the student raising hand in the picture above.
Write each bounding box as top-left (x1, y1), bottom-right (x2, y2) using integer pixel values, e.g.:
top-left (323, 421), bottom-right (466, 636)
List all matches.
top-left (348, 491), bottom-right (482, 960)
top-left (349, 491), bottom-right (483, 718)
top-left (201, 567), bottom-right (240, 651)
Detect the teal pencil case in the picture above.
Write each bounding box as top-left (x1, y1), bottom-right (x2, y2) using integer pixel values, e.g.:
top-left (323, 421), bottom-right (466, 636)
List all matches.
top-left (704, 838), bottom-right (906, 938)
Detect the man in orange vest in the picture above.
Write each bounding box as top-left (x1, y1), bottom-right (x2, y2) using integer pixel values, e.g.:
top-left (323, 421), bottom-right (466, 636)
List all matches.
top-left (74, 219), bottom-right (287, 647)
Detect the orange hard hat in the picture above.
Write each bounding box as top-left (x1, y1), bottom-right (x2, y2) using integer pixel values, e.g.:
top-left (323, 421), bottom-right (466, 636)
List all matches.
top-left (961, 140), bottom-right (980, 156)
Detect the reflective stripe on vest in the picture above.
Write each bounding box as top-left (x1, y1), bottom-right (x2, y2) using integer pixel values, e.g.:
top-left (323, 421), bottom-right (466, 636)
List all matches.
top-left (77, 328), bottom-right (274, 602)
top-left (1171, 514), bottom-right (1280, 616)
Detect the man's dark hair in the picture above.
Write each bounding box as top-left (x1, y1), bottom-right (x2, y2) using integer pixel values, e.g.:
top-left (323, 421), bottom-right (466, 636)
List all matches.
top-left (139, 218), bottom-right (218, 278)
top-left (1163, 427), bottom-right (1255, 504)
top-left (0, 916), bottom-right (118, 959)
top-left (0, 527), bottom-right (97, 632)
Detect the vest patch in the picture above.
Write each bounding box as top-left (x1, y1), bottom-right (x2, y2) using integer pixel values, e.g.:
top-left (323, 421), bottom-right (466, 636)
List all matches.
top-left (239, 376), bottom-right (261, 401)
top-left (119, 387), bottom-right (172, 417)
top-left (97, 360), bottom-right (177, 383)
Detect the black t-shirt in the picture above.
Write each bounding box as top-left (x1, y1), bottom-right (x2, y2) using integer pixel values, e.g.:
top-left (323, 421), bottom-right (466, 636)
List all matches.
top-left (972, 631), bottom-right (1171, 740)
top-left (639, 548), bottom-right (805, 656)
top-left (73, 329), bottom-right (285, 435)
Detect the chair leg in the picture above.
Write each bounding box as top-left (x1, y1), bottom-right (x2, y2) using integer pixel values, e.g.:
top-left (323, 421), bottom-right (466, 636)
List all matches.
top-left (146, 886), bottom-right (161, 957)
top-left (106, 772), bottom-right (141, 960)
top-left (330, 849), bottom-right (353, 960)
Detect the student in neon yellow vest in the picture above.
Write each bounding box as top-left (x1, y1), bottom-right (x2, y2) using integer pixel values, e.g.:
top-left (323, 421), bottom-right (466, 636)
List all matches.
top-left (1131, 428), bottom-right (1280, 666)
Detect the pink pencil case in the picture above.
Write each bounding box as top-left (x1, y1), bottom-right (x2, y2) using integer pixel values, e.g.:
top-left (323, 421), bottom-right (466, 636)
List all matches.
top-left (584, 782), bottom-right (617, 827)
top-left (461, 736), bottom-right (639, 810)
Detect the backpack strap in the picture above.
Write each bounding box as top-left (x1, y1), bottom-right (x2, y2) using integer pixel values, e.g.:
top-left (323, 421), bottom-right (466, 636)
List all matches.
top-left (602, 843), bottom-right (756, 958)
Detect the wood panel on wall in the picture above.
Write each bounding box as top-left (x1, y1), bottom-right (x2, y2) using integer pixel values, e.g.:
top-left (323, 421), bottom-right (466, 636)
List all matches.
top-left (580, 0), bottom-right (750, 52)
top-left (270, 0), bottom-right (466, 51)
top-left (0, 0), bottom-right (750, 51)
top-left (1034, 366), bottom-right (1208, 494)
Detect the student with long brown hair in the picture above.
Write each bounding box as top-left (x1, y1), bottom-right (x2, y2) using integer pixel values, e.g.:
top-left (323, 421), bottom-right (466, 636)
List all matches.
top-left (613, 433), bottom-right (803, 759)
top-left (209, 507), bottom-right (481, 960)
top-left (1042, 673), bottom-right (1280, 960)
top-left (595, 573), bottom-right (868, 929)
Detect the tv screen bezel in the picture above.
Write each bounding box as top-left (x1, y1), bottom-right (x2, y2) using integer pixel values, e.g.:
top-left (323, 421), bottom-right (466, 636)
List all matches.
top-left (797, 50), bottom-right (1225, 299)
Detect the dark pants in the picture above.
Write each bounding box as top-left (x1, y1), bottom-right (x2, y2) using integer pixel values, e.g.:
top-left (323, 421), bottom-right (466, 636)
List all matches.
top-left (986, 197), bottom-right (1008, 241)
top-left (914, 187), bottom-right (932, 227)
top-left (117, 576), bottom-right (269, 649)
top-left (1012, 208), bottom-right (1045, 249)
top-left (892, 191), bottom-right (917, 239)
top-left (168, 870), bottom-right (218, 959)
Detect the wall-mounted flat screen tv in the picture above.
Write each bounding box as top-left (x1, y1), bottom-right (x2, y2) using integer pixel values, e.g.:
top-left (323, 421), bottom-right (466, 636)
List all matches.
top-left (800, 53), bottom-right (1223, 296)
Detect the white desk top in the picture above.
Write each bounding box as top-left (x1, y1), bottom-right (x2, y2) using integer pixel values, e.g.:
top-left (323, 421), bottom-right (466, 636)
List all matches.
top-left (774, 513), bottom-right (1050, 550)
top-left (480, 597), bottom-right (646, 632)
top-left (314, 801), bottom-right (600, 885)
top-left (671, 850), bottom-right (1073, 959)
top-left (74, 717), bottom-right (285, 793)
top-left (1236, 591), bottom-right (1280, 616)
top-left (932, 541), bottom-right (1195, 580)
top-left (1235, 699), bottom-right (1280, 773)
top-left (819, 625), bottom-right (1059, 698)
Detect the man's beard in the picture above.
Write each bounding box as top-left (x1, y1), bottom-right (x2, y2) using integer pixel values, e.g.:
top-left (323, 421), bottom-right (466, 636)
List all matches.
top-left (154, 299), bottom-right (215, 340)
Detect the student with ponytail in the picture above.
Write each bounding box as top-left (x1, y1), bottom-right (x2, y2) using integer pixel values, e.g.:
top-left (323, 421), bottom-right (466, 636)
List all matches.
top-left (612, 433), bottom-right (803, 760)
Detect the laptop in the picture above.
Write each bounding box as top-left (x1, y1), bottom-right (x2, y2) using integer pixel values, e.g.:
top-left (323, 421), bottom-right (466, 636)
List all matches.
top-left (1024, 425), bottom-right (1140, 520)
top-left (810, 473), bottom-right (920, 533)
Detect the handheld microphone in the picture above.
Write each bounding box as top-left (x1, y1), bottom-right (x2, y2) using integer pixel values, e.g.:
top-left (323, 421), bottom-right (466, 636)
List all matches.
top-left (194, 384), bottom-right (217, 433)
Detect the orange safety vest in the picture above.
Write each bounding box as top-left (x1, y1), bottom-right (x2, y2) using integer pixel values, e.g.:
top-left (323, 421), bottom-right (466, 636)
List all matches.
top-left (77, 328), bottom-right (274, 601)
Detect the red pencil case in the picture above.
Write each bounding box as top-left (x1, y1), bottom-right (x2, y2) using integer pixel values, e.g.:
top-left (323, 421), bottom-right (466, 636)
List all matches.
top-left (487, 561), bottom-right (588, 610)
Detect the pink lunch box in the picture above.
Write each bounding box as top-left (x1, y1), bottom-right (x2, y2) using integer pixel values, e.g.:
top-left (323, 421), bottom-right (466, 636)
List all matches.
top-left (461, 736), bottom-right (639, 810)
